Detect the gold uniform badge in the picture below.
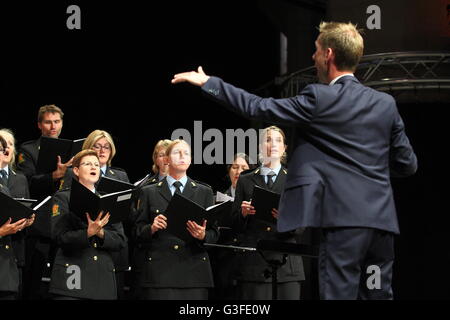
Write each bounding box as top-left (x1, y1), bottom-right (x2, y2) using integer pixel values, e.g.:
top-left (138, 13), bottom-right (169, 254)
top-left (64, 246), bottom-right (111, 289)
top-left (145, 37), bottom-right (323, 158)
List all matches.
top-left (18, 153), bottom-right (25, 164)
top-left (52, 204), bottom-right (60, 217)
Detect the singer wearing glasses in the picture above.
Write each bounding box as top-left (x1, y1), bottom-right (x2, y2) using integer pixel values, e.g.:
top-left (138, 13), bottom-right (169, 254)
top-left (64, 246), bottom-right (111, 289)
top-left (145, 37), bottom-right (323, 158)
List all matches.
top-left (82, 129), bottom-right (130, 299)
top-left (49, 149), bottom-right (126, 300)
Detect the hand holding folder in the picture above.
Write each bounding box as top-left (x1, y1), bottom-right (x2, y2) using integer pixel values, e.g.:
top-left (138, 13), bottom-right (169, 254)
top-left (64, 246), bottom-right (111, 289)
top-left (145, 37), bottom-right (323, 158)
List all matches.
top-left (36, 136), bottom-right (85, 174)
top-left (163, 193), bottom-right (207, 242)
top-left (69, 178), bottom-right (133, 224)
top-left (0, 192), bottom-right (51, 226)
top-left (163, 193), bottom-right (227, 242)
top-left (250, 185), bottom-right (281, 225)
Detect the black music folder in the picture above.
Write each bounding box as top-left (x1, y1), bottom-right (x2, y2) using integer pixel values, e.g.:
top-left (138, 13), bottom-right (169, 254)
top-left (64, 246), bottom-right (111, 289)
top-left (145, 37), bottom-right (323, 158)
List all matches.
top-left (97, 176), bottom-right (135, 194)
top-left (36, 136), bottom-right (85, 174)
top-left (25, 196), bottom-right (53, 238)
top-left (251, 185), bottom-right (281, 225)
top-left (13, 198), bottom-right (37, 208)
top-left (0, 193), bottom-right (50, 225)
top-left (206, 200), bottom-right (233, 228)
top-left (164, 193), bottom-right (232, 242)
top-left (69, 178), bottom-right (133, 224)
top-left (164, 193), bottom-right (206, 242)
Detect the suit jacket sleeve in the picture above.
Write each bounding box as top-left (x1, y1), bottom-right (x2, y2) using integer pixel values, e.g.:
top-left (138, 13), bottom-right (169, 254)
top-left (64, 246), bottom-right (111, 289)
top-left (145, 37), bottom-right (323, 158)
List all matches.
top-left (202, 76), bottom-right (316, 127)
top-left (389, 105), bottom-right (418, 177)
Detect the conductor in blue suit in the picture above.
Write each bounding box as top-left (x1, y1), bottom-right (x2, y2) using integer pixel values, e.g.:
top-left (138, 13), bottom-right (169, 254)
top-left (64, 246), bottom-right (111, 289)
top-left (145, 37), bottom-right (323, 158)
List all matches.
top-left (171, 21), bottom-right (418, 299)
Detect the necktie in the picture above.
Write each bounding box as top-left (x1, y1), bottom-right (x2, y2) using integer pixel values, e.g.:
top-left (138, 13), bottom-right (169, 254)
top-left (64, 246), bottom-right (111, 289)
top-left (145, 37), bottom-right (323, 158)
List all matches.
top-left (0, 169), bottom-right (8, 186)
top-left (173, 181), bottom-right (183, 195)
top-left (266, 171), bottom-right (276, 189)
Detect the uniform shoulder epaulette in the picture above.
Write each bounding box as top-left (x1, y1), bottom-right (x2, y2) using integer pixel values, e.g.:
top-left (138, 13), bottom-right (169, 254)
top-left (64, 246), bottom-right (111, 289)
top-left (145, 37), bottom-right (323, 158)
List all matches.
top-left (55, 187), bottom-right (71, 193)
top-left (145, 174), bottom-right (158, 184)
top-left (191, 179), bottom-right (212, 189)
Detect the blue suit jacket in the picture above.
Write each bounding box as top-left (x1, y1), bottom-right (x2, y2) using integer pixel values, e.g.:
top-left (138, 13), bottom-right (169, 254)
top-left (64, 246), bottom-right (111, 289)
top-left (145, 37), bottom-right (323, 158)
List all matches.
top-left (202, 75), bottom-right (417, 234)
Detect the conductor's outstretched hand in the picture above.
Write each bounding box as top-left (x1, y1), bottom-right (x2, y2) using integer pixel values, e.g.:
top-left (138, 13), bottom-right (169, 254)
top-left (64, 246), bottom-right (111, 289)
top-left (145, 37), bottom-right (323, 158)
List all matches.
top-left (171, 66), bottom-right (210, 87)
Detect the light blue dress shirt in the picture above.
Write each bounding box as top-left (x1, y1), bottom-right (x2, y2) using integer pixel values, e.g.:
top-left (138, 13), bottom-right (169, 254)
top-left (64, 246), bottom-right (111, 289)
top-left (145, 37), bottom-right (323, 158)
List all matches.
top-left (166, 175), bottom-right (188, 196)
top-left (260, 164), bottom-right (281, 184)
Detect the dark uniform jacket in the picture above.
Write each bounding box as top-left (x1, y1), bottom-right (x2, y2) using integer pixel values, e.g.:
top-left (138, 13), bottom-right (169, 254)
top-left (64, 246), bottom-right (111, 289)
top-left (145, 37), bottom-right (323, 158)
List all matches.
top-left (208, 185), bottom-right (240, 291)
top-left (6, 168), bottom-right (30, 268)
top-left (0, 184), bottom-right (19, 292)
top-left (135, 177), bottom-right (218, 288)
top-left (231, 167), bottom-right (305, 283)
top-left (49, 189), bottom-right (126, 299)
top-left (101, 167), bottom-right (130, 273)
top-left (130, 173), bottom-right (159, 274)
top-left (60, 166), bottom-right (131, 272)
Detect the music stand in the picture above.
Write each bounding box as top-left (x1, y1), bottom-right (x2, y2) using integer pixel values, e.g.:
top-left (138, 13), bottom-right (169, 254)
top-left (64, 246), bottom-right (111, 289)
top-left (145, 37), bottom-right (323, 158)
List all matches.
top-left (204, 240), bottom-right (319, 300)
top-left (256, 239), bottom-right (319, 300)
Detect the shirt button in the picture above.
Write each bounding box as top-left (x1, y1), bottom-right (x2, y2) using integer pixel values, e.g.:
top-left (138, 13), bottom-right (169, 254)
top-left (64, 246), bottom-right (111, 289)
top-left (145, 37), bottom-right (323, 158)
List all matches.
top-left (93, 256), bottom-right (98, 261)
top-left (202, 257), bottom-right (206, 261)
top-left (93, 243), bottom-right (98, 248)
top-left (233, 238), bottom-right (237, 242)
top-left (156, 209), bottom-right (159, 213)
top-left (65, 264), bottom-right (69, 267)
top-left (148, 257), bottom-right (152, 261)
top-left (266, 227), bottom-right (271, 232)
top-left (5, 245), bottom-right (9, 250)
top-left (174, 245), bottom-right (179, 250)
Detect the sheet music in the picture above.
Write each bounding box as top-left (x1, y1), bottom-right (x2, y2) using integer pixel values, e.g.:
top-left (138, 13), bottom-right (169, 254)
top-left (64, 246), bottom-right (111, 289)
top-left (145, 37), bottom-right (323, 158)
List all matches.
top-left (206, 200), bottom-right (231, 211)
top-left (216, 191), bottom-right (234, 203)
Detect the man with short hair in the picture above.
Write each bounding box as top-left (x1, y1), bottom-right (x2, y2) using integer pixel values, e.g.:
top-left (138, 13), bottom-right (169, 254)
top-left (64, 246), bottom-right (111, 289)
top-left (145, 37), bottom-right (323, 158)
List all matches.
top-left (17, 104), bottom-right (72, 300)
top-left (17, 104), bottom-right (72, 201)
top-left (172, 21), bottom-right (418, 299)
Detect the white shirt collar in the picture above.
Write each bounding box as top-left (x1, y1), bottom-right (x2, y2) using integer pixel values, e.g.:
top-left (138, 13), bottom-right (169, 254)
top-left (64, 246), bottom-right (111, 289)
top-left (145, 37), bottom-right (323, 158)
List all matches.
top-left (329, 73), bottom-right (354, 86)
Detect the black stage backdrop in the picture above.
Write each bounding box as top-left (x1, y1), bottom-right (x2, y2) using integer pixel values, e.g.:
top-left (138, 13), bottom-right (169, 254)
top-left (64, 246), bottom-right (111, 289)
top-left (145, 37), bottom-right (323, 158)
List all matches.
top-left (0, 1), bottom-right (448, 302)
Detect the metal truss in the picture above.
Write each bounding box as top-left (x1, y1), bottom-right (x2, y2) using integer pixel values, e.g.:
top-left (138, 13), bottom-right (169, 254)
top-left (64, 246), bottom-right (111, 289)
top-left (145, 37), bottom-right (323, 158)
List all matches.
top-left (276, 52), bottom-right (450, 102)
